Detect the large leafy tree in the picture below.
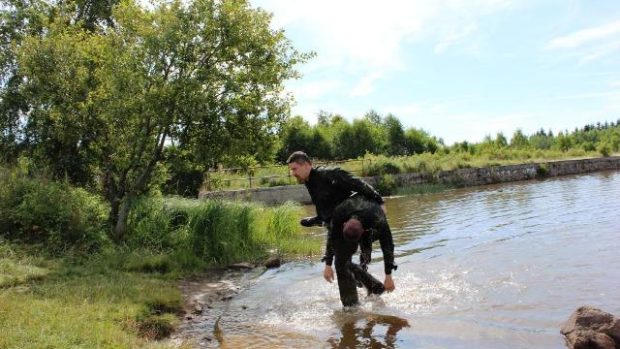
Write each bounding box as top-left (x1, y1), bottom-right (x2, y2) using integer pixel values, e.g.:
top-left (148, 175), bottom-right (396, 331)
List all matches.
top-left (13, 0), bottom-right (309, 241)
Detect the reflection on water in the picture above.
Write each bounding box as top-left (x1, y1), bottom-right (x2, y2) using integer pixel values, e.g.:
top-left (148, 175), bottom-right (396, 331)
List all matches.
top-left (183, 171), bottom-right (620, 348)
top-left (328, 309), bottom-right (410, 349)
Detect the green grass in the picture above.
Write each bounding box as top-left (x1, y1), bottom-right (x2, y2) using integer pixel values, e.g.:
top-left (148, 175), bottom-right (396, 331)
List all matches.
top-left (126, 197), bottom-right (322, 268)
top-left (0, 242), bottom-right (185, 349)
top-left (0, 196), bottom-right (322, 349)
top-left (394, 183), bottom-right (452, 196)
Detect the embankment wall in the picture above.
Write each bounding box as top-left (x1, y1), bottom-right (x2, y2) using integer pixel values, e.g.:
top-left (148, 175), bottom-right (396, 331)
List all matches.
top-left (199, 156), bottom-right (620, 205)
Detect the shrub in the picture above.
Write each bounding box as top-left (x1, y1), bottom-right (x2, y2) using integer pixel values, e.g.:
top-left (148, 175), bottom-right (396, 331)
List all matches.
top-left (364, 159), bottom-right (402, 176)
top-left (536, 163), bottom-right (549, 178)
top-left (375, 174), bottom-right (397, 196)
top-left (598, 142), bottom-right (611, 157)
top-left (125, 197), bottom-right (179, 251)
top-left (0, 170), bottom-right (109, 253)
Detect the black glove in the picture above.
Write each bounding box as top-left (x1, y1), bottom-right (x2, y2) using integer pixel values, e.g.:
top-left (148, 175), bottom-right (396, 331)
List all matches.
top-left (300, 216), bottom-right (322, 227)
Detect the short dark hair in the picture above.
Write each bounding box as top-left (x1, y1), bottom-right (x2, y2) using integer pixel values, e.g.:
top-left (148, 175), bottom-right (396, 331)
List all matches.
top-left (343, 217), bottom-right (364, 241)
top-left (286, 151), bottom-right (311, 164)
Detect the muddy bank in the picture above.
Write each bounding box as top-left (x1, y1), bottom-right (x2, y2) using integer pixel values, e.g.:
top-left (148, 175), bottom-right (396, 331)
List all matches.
top-left (170, 265), bottom-right (276, 348)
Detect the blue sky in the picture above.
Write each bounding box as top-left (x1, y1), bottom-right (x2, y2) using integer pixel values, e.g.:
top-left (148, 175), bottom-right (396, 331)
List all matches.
top-left (251, 0), bottom-right (620, 145)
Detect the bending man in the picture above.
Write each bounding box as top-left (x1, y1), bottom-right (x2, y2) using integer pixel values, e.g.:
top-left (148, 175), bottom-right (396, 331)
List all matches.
top-left (329, 194), bottom-right (397, 306)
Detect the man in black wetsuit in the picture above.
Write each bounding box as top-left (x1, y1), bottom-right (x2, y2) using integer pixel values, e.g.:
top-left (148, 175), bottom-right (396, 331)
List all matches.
top-left (287, 151), bottom-right (396, 306)
top-left (330, 194), bottom-right (397, 306)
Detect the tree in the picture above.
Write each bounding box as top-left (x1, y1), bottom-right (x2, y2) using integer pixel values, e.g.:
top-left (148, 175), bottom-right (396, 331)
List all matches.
top-left (556, 132), bottom-right (572, 152)
top-left (509, 129), bottom-right (529, 148)
top-left (276, 116), bottom-right (313, 161)
top-left (404, 128), bottom-right (437, 154)
top-left (15, 0), bottom-right (309, 241)
top-left (0, 0), bottom-right (52, 163)
top-left (495, 132), bottom-right (508, 148)
top-left (384, 114), bottom-right (406, 156)
top-left (335, 119), bottom-right (384, 159)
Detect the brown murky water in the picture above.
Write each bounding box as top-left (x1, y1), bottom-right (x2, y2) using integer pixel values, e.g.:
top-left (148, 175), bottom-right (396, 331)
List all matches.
top-left (181, 171), bottom-right (620, 348)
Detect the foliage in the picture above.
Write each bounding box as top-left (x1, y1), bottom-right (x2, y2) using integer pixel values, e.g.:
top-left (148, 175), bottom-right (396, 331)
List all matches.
top-left (2, 0), bottom-right (309, 242)
top-left (0, 167), bottom-right (109, 253)
top-left (277, 110), bottom-right (440, 162)
top-left (161, 146), bottom-right (204, 197)
top-left (363, 156), bottom-right (403, 177)
top-left (375, 174), bottom-right (397, 196)
top-left (124, 196), bottom-right (320, 267)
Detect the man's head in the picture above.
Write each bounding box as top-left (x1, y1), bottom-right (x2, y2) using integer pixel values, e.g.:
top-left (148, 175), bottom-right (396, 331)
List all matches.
top-left (287, 151), bottom-right (312, 183)
top-left (343, 217), bottom-right (364, 241)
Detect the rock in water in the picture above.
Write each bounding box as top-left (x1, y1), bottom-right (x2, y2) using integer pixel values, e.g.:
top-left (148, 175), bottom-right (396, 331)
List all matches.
top-left (264, 256), bottom-right (282, 269)
top-left (561, 306), bottom-right (620, 349)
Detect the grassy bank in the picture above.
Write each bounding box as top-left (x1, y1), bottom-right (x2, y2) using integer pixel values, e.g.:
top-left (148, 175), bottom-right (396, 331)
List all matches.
top-left (205, 148), bottom-right (607, 191)
top-left (0, 242), bottom-right (186, 348)
top-left (0, 196), bottom-right (321, 348)
top-left (0, 167), bottom-right (321, 348)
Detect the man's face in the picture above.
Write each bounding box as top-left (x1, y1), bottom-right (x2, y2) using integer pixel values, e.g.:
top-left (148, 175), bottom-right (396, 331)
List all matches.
top-left (288, 161), bottom-right (312, 183)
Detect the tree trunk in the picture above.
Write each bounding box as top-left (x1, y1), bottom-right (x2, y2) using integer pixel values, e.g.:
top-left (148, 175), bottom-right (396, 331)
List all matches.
top-left (112, 196), bottom-right (132, 243)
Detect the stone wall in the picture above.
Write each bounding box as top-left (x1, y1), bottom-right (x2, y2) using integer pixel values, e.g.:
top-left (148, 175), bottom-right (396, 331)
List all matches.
top-left (199, 156), bottom-right (620, 205)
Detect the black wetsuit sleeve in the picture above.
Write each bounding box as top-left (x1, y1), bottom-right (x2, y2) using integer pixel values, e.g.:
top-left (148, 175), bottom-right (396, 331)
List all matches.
top-left (378, 221), bottom-right (397, 275)
top-left (321, 234), bottom-right (335, 266)
top-left (301, 216), bottom-right (322, 227)
top-left (334, 169), bottom-right (384, 204)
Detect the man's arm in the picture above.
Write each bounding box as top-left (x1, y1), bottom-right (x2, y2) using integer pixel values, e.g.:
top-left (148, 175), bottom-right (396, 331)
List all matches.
top-left (377, 221), bottom-right (397, 275)
top-left (377, 221), bottom-right (397, 292)
top-left (321, 235), bottom-right (335, 267)
top-left (322, 235), bottom-right (335, 282)
top-left (334, 169), bottom-right (384, 204)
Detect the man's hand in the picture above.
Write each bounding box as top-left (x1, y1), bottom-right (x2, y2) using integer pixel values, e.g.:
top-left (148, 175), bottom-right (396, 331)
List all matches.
top-left (384, 274), bottom-right (395, 292)
top-left (323, 265), bottom-right (334, 283)
top-left (381, 204), bottom-right (387, 214)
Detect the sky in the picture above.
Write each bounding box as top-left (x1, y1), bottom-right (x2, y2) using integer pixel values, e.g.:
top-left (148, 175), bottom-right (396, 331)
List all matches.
top-left (250, 0), bottom-right (620, 145)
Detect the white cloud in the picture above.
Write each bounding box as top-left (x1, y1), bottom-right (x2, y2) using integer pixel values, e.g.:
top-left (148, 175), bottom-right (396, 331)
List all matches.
top-left (580, 40), bottom-right (620, 63)
top-left (254, 0), bottom-right (514, 92)
top-left (434, 22), bottom-right (479, 54)
top-left (289, 79), bottom-right (342, 100)
top-left (349, 73), bottom-right (383, 97)
top-left (554, 91), bottom-right (620, 100)
top-left (382, 101), bottom-right (542, 144)
top-left (547, 19), bottom-right (620, 49)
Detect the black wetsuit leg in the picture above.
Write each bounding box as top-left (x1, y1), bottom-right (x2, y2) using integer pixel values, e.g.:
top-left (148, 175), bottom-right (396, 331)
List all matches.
top-left (349, 263), bottom-right (385, 295)
top-left (334, 239), bottom-right (385, 307)
top-left (334, 238), bottom-right (360, 307)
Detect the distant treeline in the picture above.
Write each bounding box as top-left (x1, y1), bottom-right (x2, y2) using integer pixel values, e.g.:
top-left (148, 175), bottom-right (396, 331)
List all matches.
top-left (276, 110), bottom-right (440, 162)
top-left (276, 110), bottom-right (620, 161)
top-left (453, 120), bottom-right (620, 157)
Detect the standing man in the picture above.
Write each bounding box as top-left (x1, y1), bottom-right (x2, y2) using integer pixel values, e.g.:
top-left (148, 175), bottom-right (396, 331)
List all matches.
top-left (287, 151), bottom-right (395, 306)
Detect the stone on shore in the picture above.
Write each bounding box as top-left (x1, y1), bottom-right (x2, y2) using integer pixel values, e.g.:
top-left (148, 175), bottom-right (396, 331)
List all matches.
top-left (561, 306), bottom-right (620, 349)
top-left (228, 262), bottom-right (254, 270)
top-left (264, 256), bottom-right (282, 269)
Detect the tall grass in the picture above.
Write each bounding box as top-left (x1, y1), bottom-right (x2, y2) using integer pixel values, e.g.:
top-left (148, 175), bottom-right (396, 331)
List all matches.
top-left (125, 197), bottom-right (321, 270)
